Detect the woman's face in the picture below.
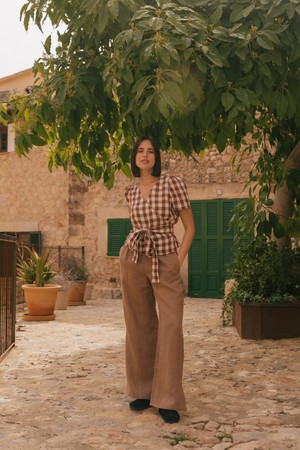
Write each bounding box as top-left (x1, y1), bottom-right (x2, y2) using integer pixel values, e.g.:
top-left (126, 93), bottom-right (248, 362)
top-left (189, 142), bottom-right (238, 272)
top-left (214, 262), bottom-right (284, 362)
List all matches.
top-left (135, 139), bottom-right (156, 173)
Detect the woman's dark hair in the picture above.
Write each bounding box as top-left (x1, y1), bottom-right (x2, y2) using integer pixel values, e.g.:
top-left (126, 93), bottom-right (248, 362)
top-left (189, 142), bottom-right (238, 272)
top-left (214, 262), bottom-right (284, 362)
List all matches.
top-left (131, 135), bottom-right (161, 177)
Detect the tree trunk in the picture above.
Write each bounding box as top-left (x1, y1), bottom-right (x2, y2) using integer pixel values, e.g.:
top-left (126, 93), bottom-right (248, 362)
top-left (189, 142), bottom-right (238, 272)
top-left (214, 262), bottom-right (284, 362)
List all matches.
top-left (273, 141), bottom-right (300, 248)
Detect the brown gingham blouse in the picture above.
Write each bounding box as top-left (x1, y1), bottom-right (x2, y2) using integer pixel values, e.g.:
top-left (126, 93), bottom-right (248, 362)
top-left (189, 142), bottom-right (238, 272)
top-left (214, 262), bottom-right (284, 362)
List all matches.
top-left (123, 174), bottom-right (190, 283)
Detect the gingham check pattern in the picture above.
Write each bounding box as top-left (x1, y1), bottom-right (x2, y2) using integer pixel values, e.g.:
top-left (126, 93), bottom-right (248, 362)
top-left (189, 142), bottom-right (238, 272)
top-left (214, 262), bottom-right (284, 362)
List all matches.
top-left (124, 174), bottom-right (190, 283)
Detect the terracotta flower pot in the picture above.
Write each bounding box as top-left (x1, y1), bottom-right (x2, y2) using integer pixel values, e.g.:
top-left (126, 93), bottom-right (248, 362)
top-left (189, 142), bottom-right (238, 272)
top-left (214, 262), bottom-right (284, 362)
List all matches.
top-left (68, 280), bottom-right (87, 306)
top-left (22, 284), bottom-right (61, 320)
top-left (55, 287), bottom-right (69, 310)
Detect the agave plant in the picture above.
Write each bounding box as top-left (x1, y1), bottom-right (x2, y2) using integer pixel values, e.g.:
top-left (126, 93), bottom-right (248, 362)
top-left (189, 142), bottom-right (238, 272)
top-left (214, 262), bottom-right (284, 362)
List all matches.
top-left (17, 247), bottom-right (56, 287)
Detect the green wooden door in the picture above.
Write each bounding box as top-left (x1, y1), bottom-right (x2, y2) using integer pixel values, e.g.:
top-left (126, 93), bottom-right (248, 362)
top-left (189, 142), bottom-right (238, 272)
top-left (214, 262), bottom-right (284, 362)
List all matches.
top-left (188, 199), bottom-right (239, 298)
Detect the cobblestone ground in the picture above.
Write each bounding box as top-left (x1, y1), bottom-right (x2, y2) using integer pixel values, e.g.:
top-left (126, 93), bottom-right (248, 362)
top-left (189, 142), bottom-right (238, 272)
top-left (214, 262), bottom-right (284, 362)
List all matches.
top-left (0, 298), bottom-right (299, 450)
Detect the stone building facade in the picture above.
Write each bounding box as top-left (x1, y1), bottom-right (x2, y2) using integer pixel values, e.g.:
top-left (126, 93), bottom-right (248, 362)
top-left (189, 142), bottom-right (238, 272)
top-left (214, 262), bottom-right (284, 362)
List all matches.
top-left (0, 69), bottom-right (257, 298)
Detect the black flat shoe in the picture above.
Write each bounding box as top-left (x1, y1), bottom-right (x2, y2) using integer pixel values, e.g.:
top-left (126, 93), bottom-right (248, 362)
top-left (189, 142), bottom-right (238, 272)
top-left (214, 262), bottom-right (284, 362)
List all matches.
top-left (159, 408), bottom-right (180, 423)
top-left (129, 399), bottom-right (151, 411)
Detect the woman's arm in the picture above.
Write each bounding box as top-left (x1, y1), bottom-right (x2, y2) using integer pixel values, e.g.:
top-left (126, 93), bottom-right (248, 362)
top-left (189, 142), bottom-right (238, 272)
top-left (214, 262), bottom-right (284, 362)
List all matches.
top-left (177, 207), bottom-right (195, 266)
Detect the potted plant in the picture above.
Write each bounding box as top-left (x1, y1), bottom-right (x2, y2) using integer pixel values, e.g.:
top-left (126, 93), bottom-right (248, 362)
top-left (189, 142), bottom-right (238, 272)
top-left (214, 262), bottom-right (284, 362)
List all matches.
top-left (222, 239), bottom-right (300, 339)
top-left (62, 255), bottom-right (89, 306)
top-left (52, 273), bottom-right (70, 310)
top-left (17, 247), bottom-right (61, 321)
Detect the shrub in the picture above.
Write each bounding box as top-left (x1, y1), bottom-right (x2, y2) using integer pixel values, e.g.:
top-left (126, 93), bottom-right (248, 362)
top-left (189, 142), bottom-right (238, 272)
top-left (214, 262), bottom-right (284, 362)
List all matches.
top-left (221, 240), bottom-right (300, 326)
top-left (61, 255), bottom-right (89, 281)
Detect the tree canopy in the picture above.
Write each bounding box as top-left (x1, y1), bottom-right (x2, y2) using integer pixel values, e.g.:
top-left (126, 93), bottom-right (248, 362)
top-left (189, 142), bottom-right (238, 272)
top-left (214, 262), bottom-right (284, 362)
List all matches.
top-left (1, 0), bottom-right (300, 241)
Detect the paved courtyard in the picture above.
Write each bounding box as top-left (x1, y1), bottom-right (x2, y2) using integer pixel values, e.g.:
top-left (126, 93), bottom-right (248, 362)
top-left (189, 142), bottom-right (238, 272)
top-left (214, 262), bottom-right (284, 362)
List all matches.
top-left (0, 297), bottom-right (299, 450)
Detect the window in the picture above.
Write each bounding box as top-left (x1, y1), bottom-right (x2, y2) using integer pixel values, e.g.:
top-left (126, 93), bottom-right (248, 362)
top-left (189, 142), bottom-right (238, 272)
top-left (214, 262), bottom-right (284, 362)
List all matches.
top-left (0, 124), bottom-right (8, 152)
top-left (29, 231), bottom-right (42, 253)
top-left (107, 219), bottom-right (132, 256)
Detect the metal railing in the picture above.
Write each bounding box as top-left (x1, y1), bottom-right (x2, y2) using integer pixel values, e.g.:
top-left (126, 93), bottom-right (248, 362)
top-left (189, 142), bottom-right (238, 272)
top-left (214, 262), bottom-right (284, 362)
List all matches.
top-left (0, 233), bottom-right (16, 361)
top-left (43, 246), bottom-right (85, 271)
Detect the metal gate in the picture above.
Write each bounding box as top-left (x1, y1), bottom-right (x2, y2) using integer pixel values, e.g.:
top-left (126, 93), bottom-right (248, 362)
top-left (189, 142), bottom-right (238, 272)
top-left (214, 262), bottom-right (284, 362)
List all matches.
top-left (0, 233), bottom-right (16, 361)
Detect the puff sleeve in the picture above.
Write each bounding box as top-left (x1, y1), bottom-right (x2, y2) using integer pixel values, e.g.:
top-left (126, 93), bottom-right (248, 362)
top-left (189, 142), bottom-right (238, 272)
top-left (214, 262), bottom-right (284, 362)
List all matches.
top-left (168, 176), bottom-right (190, 212)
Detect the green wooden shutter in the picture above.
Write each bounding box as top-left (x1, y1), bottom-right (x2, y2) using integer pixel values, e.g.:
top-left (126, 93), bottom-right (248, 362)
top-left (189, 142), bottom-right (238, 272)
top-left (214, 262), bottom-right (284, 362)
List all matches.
top-left (189, 199), bottom-right (241, 298)
top-left (189, 202), bottom-right (204, 297)
top-left (107, 219), bottom-right (132, 256)
top-left (221, 200), bottom-right (237, 290)
top-left (206, 201), bottom-right (219, 297)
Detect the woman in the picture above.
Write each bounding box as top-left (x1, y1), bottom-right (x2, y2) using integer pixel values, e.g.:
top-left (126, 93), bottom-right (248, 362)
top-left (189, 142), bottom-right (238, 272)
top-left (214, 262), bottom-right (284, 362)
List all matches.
top-left (120, 135), bottom-right (195, 423)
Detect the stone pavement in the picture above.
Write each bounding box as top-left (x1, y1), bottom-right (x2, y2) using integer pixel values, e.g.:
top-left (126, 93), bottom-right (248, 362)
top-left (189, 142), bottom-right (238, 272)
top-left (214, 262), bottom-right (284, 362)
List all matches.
top-left (0, 297), bottom-right (299, 450)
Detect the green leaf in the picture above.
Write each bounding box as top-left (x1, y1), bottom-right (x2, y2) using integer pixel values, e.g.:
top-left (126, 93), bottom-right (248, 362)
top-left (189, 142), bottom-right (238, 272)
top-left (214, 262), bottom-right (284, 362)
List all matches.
top-left (256, 221), bottom-right (264, 237)
top-left (235, 89), bottom-right (250, 107)
top-left (263, 198), bottom-right (274, 207)
top-left (96, 7), bottom-right (108, 34)
top-left (119, 142), bottom-right (130, 163)
top-left (256, 37), bottom-right (274, 51)
top-left (235, 46), bottom-right (247, 62)
top-left (263, 220), bottom-right (272, 237)
top-left (290, 45), bottom-right (300, 63)
top-left (273, 222), bottom-right (286, 239)
top-left (211, 67), bottom-right (226, 85)
top-left (269, 212), bottom-right (279, 227)
top-left (229, 5), bottom-right (245, 22)
top-left (259, 30), bottom-right (280, 44)
top-left (163, 42), bottom-right (180, 62)
top-left (148, 17), bottom-right (163, 31)
top-left (141, 43), bottom-right (154, 62)
top-left (104, 172), bottom-right (115, 190)
top-left (216, 127), bottom-right (228, 151)
top-left (268, 2), bottom-right (291, 17)
top-left (122, 67), bottom-right (134, 84)
top-left (194, 55), bottom-right (207, 73)
top-left (158, 95), bottom-right (170, 119)
top-left (43, 35), bottom-right (52, 55)
top-left (30, 134), bottom-right (47, 146)
top-left (221, 92), bottom-right (235, 111)
top-left (0, 109), bottom-right (11, 123)
top-left (162, 81), bottom-right (184, 107)
top-left (121, 163), bottom-right (132, 178)
top-left (241, 3), bottom-right (255, 18)
top-left (107, 0), bottom-right (119, 19)
top-left (80, 133), bottom-right (89, 152)
top-left (205, 48), bottom-right (223, 67)
top-left (140, 95), bottom-right (154, 114)
top-left (210, 5), bottom-right (223, 23)
top-left (257, 61), bottom-right (272, 78)
top-left (243, 58), bottom-right (253, 73)
top-left (275, 91), bottom-right (289, 118)
top-left (35, 122), bottom-right (49, 140)
top-left (132, 76), bottom-right (151, 96)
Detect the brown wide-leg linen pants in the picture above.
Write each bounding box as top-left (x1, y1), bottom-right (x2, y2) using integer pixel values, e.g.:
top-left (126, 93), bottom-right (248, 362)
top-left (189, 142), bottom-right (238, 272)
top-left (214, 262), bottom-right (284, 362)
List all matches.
top-left (120, 246), bottom-right (186, 411)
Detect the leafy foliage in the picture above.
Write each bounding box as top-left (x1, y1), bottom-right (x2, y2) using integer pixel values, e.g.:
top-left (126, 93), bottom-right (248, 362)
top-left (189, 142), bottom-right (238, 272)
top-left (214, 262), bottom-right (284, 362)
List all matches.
top-left (221, 239), bottom-right (300, 325)
top-left (0, 0), bottom-right (300, 235)
top-left (17, 247), bottom-right (56, 287)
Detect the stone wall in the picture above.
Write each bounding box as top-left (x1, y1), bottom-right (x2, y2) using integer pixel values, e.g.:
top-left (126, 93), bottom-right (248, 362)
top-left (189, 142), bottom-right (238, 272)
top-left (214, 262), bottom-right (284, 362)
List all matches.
top-left (0, 148), bottom-right (69, 244)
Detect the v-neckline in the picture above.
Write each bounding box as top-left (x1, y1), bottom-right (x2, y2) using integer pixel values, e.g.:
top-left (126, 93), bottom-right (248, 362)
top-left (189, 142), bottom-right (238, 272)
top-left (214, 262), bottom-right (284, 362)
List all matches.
top-left (137, 177), bottom-right (161, 202)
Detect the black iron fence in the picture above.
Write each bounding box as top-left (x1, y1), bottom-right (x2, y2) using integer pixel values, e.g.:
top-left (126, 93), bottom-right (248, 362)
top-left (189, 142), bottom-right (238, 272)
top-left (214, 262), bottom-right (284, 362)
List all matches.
top-left (42, 246), bottom-right (85, 271)
top-left (0, 233), bottom-right (16, 361)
